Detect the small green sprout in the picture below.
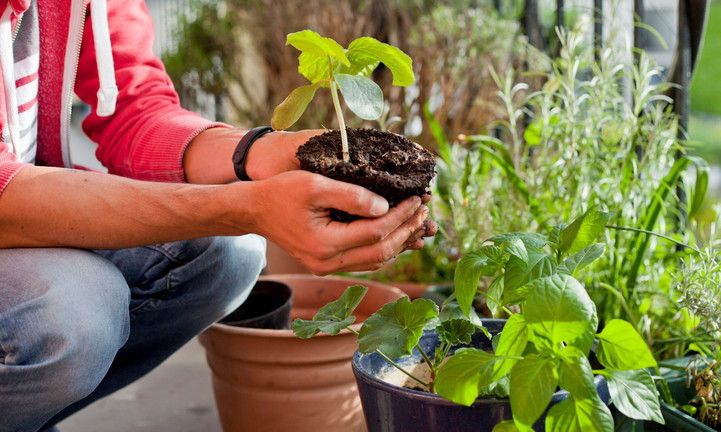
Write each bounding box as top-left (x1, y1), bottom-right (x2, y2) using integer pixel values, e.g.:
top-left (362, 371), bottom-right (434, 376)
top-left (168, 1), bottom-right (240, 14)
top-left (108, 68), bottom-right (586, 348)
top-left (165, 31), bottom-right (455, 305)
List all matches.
top-left (271, 30), bottom-right (415, 162)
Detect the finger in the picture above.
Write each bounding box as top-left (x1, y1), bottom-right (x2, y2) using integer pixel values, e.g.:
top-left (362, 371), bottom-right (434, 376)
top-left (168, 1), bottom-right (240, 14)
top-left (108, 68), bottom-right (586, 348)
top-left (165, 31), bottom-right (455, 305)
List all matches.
top-left (421, 194), bottom-right (432, 204)
top-left (406, 238), bottom-right (425, 250)
top-left (322, 204), bottom-right (428, 272)
top-left (325, 196), bottom-right (422, 251)
top-left (422, 219), bottom-right (438, 237)
top-left (403, 226), bottom-right (426, 248)
top-left (314, 177), bottom-right (389, 218)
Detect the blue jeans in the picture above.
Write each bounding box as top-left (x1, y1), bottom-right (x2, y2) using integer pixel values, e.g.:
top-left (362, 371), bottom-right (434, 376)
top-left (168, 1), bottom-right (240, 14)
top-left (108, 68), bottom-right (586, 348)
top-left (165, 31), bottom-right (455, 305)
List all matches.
top-left (0, 235), bottom-right (266, 432)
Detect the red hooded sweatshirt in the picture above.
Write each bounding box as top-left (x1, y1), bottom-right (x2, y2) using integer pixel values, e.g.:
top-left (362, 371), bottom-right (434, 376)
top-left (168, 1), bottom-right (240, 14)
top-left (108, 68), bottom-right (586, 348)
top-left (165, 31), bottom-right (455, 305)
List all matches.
top-left (0, 0), bottom-right (226, 196)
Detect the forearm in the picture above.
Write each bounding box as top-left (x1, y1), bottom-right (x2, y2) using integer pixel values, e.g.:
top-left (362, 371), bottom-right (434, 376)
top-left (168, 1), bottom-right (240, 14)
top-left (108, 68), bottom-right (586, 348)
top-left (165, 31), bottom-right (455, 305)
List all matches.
top-left (0, 166), bottom-right (257, 249)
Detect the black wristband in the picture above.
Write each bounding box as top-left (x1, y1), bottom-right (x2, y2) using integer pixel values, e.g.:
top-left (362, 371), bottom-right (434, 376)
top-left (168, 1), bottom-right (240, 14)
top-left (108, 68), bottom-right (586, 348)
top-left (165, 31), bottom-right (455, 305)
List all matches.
top-left (232, 126), bottom-right (274, 181)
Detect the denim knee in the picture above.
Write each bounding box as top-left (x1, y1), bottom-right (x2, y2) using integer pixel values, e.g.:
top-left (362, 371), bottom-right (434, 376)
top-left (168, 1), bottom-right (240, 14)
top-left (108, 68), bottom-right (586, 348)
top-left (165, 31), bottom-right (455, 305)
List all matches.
top-left (205, 235), bottom-right (267, 319)
top-left (0, 249), bottom-right (130, 431)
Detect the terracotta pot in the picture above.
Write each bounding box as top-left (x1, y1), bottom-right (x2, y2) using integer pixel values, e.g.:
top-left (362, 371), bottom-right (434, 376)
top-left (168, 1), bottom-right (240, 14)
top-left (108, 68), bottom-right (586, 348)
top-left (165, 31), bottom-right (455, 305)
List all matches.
top-left (199, 274), bottom-right (404, 432)
top-left (264, 240), bottom-right (309, 274)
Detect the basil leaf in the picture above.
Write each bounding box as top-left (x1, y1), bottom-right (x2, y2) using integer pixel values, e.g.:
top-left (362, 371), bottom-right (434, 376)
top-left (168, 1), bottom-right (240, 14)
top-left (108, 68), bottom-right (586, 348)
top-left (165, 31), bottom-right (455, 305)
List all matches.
top-left (545, 395), bottom-right (613, 432)
top-left (603, 369), bottom-right (663, 423)
top-left (596, 319), bottom-right (657, 370)
top-left (524, 274), bottom-right (597, 354)
top-left (558, 208), bottom-right (611, 255)
top-left (435, 348), bottom-right (498, 406)
top-left (510, 355), bottom-right (559, 428)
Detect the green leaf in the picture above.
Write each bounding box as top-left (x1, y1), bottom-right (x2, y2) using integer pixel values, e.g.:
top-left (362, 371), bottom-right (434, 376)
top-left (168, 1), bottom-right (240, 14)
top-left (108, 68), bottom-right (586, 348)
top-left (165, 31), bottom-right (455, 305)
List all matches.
top-left (358, 297), bottom-right (438, 359)
top-left (524, 274), bottom-right (597, 353)
top-left (502, 237), bottom-right (528, 262)
top-left (502, 251), bottom-right (555, 305)
top-left (292, 285), bottom-right (368, 338)
top-left (545, 396), bottom-right (613, 432)
top-left (603, 369), bottom-right (663, 423)
top-left (435, 348), bottom-right (499, 406)
top-left (596, 319), bottom-right (657, 370)
top-left (689, 156), bottom-right (709, 218)
top-left (486, 276), bottom-right (504, 317)
top-left (437, 318), bottom-right (476, 346)
top-left (455, 248), bottom-right (504, 316)
top-left (286, 30), bottom-right (349, 66)
top-left (494, 314), bottom-right (528, 377)
top-left (345, 36), bottom-right (414, 86)
top-left (558, 346), bottom-right (597, 399)
top-left (558, 243), bottom-right (606, 275)
top-left (490, 233), bottom-right (548, 250)
top-left (334, 73), bottom-right (384, 120)
top-left (271, 83), bottom-right (320, 130)
top-left (492, 420), bottom-right (520, 432)
top-left (479, 375), bottom-right (511, 398)
top-left (510, 355), bottom-right (559, 428)
top-left (298, 52), bottom-right (332, 84)
top-left (558, 208), bottom-right (611, 256)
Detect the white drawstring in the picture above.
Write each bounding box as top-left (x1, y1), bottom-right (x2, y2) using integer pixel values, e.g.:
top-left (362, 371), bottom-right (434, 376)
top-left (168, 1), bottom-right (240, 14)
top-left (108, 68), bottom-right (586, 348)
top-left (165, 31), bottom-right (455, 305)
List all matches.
top-left (0, 5), bottom-right (20, 154)
top-left (90, 0), bottom-right (117, 117)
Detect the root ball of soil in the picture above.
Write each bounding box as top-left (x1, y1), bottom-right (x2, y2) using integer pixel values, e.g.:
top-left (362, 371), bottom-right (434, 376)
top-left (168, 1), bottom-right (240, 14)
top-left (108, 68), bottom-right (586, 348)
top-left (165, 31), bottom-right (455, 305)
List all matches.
top-left (297, 129), bottom-right (436, 208)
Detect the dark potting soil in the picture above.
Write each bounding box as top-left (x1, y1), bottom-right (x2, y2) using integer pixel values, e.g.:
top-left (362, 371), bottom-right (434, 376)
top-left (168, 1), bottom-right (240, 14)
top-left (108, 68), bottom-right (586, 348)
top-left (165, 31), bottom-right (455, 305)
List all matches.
top-left (297, 129), bottom-right (436, 211)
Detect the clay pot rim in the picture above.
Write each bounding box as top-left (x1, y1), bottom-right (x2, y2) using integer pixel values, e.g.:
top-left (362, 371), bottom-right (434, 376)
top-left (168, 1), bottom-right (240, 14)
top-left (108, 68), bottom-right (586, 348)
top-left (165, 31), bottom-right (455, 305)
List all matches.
top-left (206, 320), bottom-right (363, 338)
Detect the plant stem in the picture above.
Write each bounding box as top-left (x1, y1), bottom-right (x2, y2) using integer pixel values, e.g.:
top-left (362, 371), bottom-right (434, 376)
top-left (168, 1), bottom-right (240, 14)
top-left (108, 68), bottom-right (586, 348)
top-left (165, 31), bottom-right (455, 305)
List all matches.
top-left (330, 81), bottom-right (349, 163)
top-left (605, 225), bottom-right (701, 254)
top-left (346, 327), bottom-right (430, 389)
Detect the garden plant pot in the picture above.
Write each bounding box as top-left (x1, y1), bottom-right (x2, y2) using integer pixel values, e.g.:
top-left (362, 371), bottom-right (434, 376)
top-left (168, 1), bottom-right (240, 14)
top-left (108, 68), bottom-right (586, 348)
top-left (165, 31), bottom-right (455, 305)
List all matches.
top-left (219, 280), bottom-right (292, 329)
top-left (199, 274), bottom-right (404, 432)
top-left (352, 319), bottom-right (611, 432)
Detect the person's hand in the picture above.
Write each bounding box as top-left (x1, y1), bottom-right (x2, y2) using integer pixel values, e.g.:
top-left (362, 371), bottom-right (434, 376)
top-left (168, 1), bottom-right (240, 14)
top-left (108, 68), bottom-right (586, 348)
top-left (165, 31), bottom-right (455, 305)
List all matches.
top-left (245, 129), bottom-right (324, 180)
top-left (247, 170), bottom-right (433, 275)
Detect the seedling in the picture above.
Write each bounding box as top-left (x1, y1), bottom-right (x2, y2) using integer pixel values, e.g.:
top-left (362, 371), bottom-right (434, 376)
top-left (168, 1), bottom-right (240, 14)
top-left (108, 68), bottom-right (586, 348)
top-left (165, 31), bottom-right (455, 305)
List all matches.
top-left (294, 208), bottom-right (665, 431)
top-left (271, 30), bottom-right (414, 162)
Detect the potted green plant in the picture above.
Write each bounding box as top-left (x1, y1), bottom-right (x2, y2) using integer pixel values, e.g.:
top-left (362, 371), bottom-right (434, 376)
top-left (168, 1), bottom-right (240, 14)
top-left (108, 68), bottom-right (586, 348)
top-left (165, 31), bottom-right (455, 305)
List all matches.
top-left (294, 209), bottom-right (665, 431)
top-left (615, 245), bottom-right (721, 432)
top-left (271, 30), bottom-right (435, 215)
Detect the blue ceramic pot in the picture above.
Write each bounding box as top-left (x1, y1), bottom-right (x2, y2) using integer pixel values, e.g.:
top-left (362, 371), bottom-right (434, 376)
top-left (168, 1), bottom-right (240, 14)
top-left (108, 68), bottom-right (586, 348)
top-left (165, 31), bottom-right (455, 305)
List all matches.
top-left (352, 318), bottom-right (610, 432)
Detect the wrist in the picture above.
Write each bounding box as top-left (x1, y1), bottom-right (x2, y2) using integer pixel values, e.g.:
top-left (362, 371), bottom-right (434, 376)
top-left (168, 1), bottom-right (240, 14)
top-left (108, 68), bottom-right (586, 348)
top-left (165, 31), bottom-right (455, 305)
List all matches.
top-left (183, 127), bottom-right (241, 184)
top-left (213, 180), bottom-right (266, 236)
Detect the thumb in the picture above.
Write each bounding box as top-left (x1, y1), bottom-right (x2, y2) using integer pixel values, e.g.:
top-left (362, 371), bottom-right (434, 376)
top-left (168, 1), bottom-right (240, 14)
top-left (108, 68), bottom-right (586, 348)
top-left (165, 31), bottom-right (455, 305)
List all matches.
top-left (316, 177), bottom-right (389, 218)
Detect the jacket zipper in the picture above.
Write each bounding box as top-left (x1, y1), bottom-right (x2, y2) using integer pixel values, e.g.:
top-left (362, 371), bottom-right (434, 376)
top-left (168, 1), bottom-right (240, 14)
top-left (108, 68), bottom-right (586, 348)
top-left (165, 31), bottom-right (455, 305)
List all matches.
top-left (59, 0), bottom-right (87, 168)
top-left (11, 12), bottom-right (23, 42)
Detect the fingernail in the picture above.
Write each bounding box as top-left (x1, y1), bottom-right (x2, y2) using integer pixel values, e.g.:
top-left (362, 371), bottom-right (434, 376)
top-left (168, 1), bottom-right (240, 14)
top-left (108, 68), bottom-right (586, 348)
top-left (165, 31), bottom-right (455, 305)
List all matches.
top-left (370, 198), bottom-right (389, 216)
top-left (420, 205), bottom-right (429, 217)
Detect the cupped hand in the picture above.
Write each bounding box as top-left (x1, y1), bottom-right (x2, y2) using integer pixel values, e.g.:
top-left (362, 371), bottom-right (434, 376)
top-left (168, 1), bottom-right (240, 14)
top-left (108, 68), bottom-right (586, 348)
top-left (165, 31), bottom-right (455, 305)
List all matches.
top-left (245, 129), bottom-right (325, 180)
top-left (250, 171), bottom-right (433, 275)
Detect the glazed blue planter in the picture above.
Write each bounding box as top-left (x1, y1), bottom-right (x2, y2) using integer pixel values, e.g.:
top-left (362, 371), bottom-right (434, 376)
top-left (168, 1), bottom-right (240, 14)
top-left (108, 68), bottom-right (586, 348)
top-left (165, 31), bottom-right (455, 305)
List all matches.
top-left (352, 318), bottom-right (610, 432)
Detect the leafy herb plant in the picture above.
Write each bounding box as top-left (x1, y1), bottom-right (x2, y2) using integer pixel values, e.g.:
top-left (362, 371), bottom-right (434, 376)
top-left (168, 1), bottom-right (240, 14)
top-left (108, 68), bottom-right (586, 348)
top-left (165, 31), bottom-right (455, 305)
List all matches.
top-left (293, 209), bottom-right (664, 431)
top-left (270, 30), bottom-right (414, 162)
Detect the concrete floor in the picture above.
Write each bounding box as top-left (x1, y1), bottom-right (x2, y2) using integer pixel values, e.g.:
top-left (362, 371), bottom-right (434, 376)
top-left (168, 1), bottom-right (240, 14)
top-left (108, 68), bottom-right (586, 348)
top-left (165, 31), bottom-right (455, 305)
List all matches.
top-left (58, 339), bottom-right (222, 432)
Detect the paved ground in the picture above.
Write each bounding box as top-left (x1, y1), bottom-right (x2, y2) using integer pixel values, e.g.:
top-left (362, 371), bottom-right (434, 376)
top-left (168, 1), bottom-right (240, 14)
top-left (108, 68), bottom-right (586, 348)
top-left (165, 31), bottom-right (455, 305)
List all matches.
top-left (58, 339), bottom-right (222, 432)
